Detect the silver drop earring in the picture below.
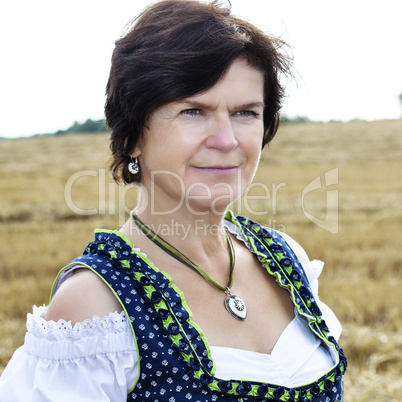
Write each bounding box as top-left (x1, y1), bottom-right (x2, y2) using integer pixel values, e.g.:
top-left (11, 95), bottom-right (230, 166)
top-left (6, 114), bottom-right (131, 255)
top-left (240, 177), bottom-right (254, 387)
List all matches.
top-left (128, 157), bottom-right (139, 174)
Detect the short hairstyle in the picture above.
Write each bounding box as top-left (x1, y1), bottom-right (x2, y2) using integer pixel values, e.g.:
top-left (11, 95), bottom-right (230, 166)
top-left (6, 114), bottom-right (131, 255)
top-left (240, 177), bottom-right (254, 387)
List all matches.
top-left (106, 0), bottom-right (292, 184)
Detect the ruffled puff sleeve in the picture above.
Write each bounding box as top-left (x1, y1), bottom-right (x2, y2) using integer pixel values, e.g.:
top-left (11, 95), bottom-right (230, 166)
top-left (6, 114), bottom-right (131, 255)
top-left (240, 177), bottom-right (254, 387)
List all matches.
top-left (0, 305), bottom-right (138, 402)
top-left (303, 259), bottom-right (343, 341)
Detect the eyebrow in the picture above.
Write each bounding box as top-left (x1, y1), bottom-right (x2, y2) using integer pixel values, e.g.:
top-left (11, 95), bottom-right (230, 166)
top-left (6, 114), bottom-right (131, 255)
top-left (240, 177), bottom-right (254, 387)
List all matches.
top-left (238, 101), bottom-right (265, 110)
top-left (176, 100), bottom-right (265, 110)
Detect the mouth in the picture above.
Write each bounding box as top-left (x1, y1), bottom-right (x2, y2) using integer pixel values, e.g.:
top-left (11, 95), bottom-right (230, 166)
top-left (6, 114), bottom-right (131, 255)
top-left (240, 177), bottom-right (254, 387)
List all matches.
top-left (195, 165), bottom-right (239, 176)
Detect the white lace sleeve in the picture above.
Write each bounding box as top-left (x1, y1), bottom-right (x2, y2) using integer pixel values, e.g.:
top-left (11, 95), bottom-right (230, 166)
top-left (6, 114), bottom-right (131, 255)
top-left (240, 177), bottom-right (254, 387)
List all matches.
top-left (0, 306), bottom-right (138, 402)
top-left (303, 260), bottom-right (342, 341)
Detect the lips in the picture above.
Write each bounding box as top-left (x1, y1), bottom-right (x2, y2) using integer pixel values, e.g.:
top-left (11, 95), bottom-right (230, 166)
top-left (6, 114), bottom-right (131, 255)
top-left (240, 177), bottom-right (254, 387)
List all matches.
top-left (199, 165), bottom-right (238, 169)
top-left (194, 165), bottom-right (239, 176)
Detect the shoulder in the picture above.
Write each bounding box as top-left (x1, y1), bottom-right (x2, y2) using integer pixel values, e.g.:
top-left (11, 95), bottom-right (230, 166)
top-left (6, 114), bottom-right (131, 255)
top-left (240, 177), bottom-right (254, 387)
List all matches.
top-left (45, 268), bottom-right (123, 326)
top-left (277, 231), bottom-right (310, 265)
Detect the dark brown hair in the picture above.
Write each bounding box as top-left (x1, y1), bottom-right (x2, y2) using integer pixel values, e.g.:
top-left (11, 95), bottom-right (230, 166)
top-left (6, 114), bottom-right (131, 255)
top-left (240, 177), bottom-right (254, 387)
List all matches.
top-left (105, 0), bottom-right (292, 184)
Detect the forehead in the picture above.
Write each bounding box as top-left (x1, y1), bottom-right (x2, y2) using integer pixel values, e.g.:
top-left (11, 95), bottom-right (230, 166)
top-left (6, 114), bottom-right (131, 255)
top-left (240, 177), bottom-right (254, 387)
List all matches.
top-left (180, 59), bottom-right (264, 105)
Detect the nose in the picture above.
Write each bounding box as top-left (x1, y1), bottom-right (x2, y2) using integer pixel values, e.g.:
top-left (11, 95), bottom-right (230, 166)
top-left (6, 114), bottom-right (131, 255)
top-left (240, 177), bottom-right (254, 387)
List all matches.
top-left (204, 114), bottom-right (239, 152)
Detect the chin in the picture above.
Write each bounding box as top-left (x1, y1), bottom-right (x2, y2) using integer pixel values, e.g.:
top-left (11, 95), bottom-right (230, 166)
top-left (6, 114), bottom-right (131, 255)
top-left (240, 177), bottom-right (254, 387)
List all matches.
top-left (185, 195), bottom-right (239, 216)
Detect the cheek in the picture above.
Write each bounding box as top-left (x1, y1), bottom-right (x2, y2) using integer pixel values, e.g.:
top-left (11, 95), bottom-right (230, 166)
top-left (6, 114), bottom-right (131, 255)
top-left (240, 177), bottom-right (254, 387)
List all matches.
top-left (243, 136), bottom-right (263, 179)
top-left (243, 129), bottom-right (264, 158)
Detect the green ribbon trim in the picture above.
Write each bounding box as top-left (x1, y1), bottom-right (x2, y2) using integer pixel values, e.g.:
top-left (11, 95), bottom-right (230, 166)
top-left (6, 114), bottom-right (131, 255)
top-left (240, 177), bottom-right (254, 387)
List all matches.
top-left (130, 211), bottom-right (235, 292)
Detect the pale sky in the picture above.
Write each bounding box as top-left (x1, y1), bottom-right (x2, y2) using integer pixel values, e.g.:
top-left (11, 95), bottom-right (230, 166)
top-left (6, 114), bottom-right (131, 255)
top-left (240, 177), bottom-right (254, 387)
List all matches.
top-left (1, 0), bottom-right (401, 138)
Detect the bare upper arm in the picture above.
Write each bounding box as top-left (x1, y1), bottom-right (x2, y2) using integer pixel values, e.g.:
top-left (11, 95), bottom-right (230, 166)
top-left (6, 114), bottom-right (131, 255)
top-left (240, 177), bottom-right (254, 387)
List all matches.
top-left (44, 268), bottom-right (123, 326)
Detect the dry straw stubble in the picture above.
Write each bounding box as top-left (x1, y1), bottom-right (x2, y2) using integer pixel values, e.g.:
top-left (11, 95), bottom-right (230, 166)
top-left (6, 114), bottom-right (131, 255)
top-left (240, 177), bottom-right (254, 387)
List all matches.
top-left (1, 119), bottom-right (401, 400)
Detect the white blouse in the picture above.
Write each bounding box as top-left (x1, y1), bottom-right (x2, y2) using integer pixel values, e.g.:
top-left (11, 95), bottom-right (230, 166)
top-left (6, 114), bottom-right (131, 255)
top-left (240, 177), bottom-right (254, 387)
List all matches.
top-left (0, 230), bottom-right (342, 401)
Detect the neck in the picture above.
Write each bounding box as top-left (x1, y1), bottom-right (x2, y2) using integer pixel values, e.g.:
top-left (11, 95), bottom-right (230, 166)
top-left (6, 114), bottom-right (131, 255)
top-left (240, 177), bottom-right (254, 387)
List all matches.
top-left (131, 211), bottom-right (235, 291)
top-left (131, 193), bottom-right (230, 259)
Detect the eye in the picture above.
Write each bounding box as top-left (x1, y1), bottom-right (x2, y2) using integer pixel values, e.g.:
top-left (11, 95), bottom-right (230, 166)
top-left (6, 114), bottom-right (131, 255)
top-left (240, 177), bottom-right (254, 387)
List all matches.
top-left (235, 110), bottom-right (259, 118)
top-left (181, 109), bottom-right (202, 116)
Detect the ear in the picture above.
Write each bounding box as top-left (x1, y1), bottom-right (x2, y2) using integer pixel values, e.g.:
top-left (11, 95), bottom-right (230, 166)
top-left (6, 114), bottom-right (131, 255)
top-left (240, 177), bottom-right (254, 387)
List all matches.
top-left (130, 134), bottom-right (148, 158)
top-left (130, 146), bottom-right (141, 158)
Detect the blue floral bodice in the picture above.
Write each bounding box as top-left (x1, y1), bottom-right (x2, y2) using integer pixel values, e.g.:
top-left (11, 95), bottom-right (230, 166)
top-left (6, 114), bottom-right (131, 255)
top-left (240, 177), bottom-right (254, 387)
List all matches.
top-left (55, 211), bottom-right (347, 401)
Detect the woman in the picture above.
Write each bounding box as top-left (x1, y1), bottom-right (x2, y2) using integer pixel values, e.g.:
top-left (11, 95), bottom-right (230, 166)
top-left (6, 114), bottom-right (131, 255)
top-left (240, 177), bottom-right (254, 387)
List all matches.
top-left (0, 1), bottom-right (347, 400)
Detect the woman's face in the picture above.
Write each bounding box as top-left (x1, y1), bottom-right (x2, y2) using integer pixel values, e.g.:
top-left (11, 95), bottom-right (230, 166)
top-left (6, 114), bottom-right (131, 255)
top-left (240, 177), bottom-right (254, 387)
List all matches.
top-left (135, 58), bottom-right (265, 216)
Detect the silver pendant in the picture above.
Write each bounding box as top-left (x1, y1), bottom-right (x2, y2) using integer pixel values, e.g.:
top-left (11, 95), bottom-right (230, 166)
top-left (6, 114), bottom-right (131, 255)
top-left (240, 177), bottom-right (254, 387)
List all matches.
top-left (224, 294), bottom-right (247, 321)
